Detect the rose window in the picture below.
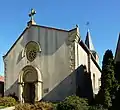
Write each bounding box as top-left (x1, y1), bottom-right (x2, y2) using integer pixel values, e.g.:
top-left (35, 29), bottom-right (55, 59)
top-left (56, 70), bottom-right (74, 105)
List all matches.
top-left (25, 41), bottom-right (40, 62)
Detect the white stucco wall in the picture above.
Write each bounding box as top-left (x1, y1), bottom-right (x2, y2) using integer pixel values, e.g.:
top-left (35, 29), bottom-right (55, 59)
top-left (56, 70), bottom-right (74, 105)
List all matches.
top-left (90, 59), bottom-right (101, 94)
top-left (75, 42), bottom-right (101, 96)
top-left (3, 25), bottom-right (76, 101)
top-left (75, 42), bottom-right (88, 69)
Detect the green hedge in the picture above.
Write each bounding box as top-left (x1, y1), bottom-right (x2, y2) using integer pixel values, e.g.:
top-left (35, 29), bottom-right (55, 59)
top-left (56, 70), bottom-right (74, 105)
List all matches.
top-left (0, 97), bottom-right (17, 107)
top-left (15, 103), bottom-right (33, 110)
top-left (34, 102), bottom-right (54, 110)
top-left (14, 95), bottom-right (107, 110)
top-left (88, 105), bottom-right (108, 110)
top-left (57, 95), bottom-right (89, 110)
top-left (15, 102), bottom-right (54, 110)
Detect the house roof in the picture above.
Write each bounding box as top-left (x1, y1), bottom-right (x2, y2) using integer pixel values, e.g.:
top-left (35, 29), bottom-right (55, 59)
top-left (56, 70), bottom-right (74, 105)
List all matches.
top-left (3, 27), bottom-right (28, 59)
top-left (79, 40), bottom-right (101, 72)
top-left (0, 76), bottom-right (4, 82)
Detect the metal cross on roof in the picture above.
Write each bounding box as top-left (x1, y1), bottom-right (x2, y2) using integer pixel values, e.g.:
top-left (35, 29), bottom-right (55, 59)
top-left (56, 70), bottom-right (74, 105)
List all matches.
top-left (29, 9), bottom-right (36, 21)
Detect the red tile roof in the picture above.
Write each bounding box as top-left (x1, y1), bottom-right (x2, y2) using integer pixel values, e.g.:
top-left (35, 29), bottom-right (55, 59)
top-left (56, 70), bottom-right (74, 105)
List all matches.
top-left (0, 76), bottom-right (4, 82)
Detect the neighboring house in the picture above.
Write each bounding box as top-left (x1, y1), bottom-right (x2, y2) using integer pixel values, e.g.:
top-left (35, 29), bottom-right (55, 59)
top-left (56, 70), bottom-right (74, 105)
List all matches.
top-left (114, 33), bottom-right (120, 81)
top-left (3, 9), bottom-right (101, 103)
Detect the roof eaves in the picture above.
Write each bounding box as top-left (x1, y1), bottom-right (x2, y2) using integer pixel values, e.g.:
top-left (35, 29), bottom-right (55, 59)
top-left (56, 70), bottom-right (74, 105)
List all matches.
top-left (3, 27), bottom-right (28, 59)
top-left (79, 40), bottom-right (101, 72)
top-left (32, 24), bottom-right (69, 32)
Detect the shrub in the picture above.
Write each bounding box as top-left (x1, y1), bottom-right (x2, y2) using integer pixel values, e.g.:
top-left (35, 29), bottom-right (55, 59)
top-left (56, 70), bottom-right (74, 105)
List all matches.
top-left (0, 96), bottom-right (17, 107)
top-left (52, 103), bottom-right (58, 110)
top-left (15, 103), bottom-right (33, 110)
top-left (8, 92), bottom-right (19, 101)
top-left (15, 102), bottom-right (54, 110)
top-left (34, 101), bottom-right (54, 110)
top-left (57, 95), bottom-right (89, 110)
top-left (89, 104), bottom-right (108, 110)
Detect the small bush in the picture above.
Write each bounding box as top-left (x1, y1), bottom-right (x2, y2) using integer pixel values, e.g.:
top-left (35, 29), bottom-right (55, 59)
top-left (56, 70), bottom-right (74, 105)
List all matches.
top-left (52, 103), bottom-right (58, 110)
top-left (57, 95), bottom-right (89, 110)
top-left (34, 101), bottom-right (54, 110)
top-left (15, 102), bottom-right (54, 110)
top-left (89, 104), bottom-right (108, 110)
top-left (8, 92), bottom-right (19, 101)
top-left (15, 103), bottom-right (32, 110)
top-left (0, 96), bottom-right (17, 107)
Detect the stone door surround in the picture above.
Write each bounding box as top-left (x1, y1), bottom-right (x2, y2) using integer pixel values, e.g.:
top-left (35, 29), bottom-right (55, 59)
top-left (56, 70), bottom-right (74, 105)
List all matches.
top-left (18, 65), bottom-right (42, 103)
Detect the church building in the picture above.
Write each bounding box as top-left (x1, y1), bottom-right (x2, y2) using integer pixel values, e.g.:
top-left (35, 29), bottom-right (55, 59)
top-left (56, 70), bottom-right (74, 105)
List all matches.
top-left (3, 9), bottom-right (101, 103)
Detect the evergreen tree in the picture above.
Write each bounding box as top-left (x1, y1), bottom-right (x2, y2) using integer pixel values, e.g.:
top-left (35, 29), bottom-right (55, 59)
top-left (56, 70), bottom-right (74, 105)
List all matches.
top-left (111, 86), bottom-right (120, 110)
top-left (96, 50), bottom-right (116, 108)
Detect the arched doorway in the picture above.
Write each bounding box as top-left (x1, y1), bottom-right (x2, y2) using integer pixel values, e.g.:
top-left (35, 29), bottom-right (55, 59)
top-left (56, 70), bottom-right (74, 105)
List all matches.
top-left (18, 65), bottom-right (42, 103)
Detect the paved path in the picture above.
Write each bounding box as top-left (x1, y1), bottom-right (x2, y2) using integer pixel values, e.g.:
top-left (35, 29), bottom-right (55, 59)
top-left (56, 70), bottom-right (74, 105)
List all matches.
top-left (0, 106), bottom-right (15, 110)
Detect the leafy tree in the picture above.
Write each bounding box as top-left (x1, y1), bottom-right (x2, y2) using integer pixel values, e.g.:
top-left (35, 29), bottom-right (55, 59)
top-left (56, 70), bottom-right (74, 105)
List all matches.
top-left (96, 50), bottom-right (116, 108)
top-left (57, 95), bottom-right (89, 110)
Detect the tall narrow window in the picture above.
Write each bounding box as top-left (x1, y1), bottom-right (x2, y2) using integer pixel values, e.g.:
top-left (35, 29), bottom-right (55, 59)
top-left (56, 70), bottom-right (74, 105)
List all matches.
top-left (77, 44), bottom-right (79, 66)
top-left (93, 74), bottom-right (95, 90)
top-left (98, 78), bottom-right (101, 88)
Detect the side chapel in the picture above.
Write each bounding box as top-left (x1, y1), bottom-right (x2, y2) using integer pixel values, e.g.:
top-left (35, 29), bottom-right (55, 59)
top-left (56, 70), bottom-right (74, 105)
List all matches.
top-left (3, 9), bottom-right (101, 103)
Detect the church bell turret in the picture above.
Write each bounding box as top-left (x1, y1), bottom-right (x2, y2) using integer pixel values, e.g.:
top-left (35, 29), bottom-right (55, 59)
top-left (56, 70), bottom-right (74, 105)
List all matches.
top-left (85, 29), bottom-right (99, 63)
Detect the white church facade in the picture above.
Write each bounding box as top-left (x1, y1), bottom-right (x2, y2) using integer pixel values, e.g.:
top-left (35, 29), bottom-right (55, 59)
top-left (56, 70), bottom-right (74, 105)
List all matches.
top-left (3, 9), bottom-right (101, 103)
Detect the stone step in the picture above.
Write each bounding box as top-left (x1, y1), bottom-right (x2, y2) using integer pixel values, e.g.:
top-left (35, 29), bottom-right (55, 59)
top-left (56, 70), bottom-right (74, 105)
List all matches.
top-left (0, 106), bottom-right (15, 110)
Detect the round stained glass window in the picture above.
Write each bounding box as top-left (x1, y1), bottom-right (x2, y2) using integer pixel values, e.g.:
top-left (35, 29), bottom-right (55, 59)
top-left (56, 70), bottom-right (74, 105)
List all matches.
top-left (25, 41), bottom-right (40, 62)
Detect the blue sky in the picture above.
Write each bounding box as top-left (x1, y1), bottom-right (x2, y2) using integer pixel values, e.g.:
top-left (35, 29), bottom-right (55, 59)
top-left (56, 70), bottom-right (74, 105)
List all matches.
top-left (0, 0), bottom-right (119, 76)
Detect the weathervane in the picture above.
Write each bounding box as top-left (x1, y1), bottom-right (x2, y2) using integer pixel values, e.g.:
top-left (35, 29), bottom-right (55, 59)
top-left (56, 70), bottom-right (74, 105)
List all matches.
top-left (86, 21), bottom-right (90, 31)
top-left (29, 9), bottom-right (36, 21)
